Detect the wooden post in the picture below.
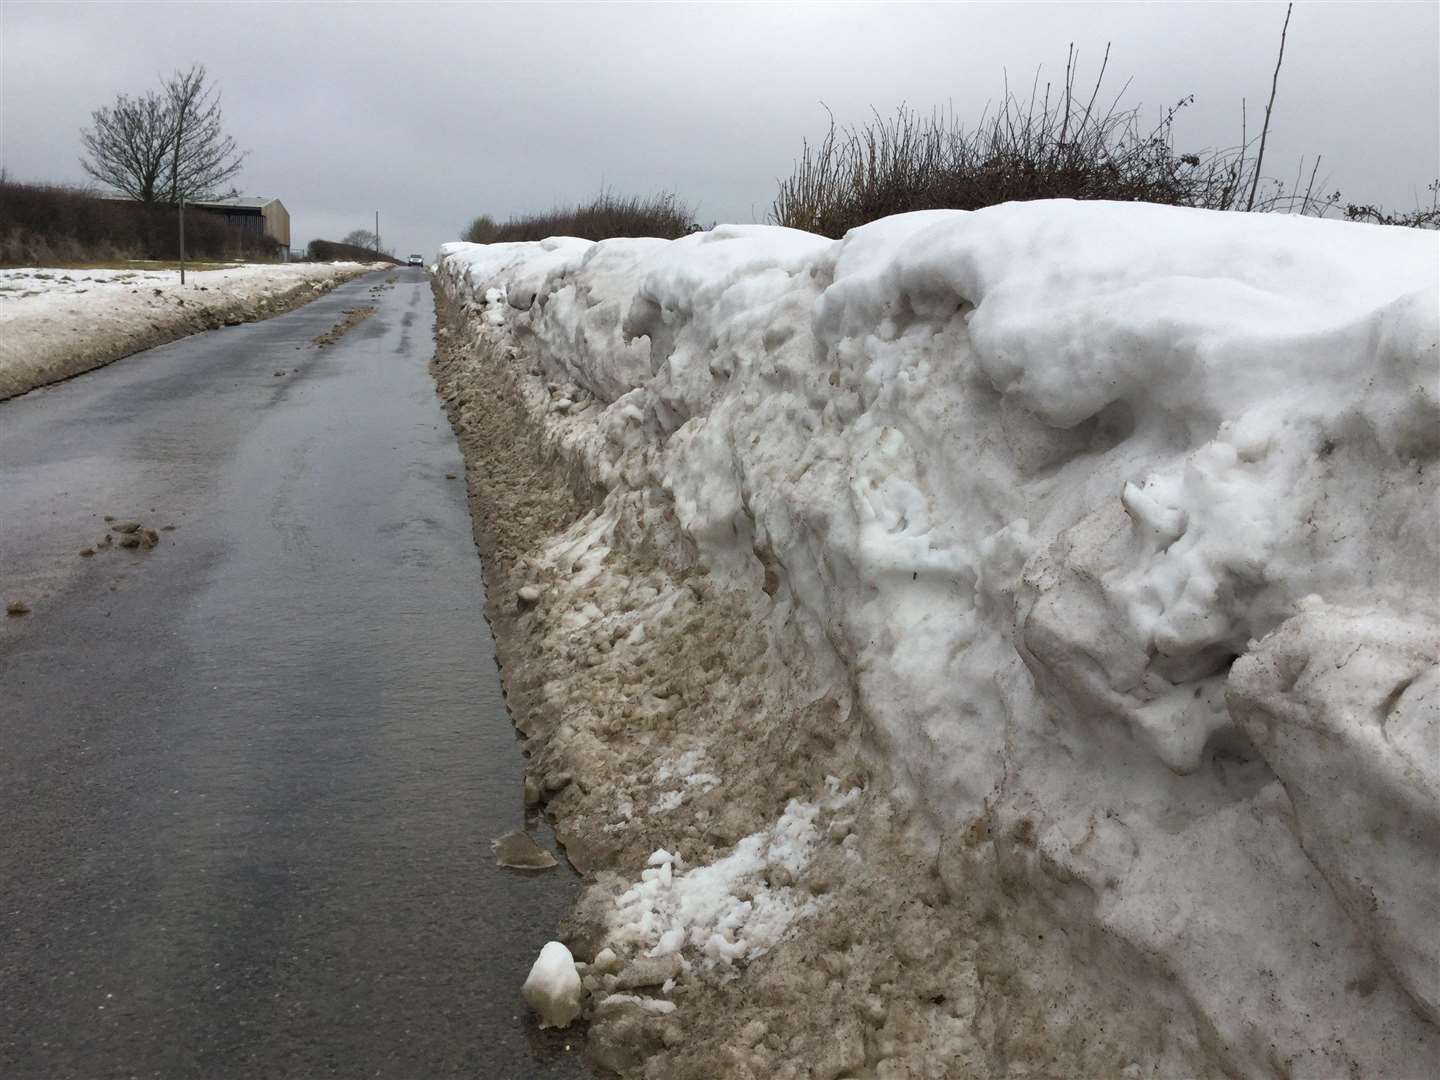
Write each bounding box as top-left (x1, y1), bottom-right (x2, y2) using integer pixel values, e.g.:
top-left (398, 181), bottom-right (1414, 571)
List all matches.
top-left (179, 196), bottom-right (186, 285)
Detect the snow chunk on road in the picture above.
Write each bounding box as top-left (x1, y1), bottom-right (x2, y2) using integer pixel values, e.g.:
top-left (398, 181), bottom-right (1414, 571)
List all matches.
top-left (522, 941), bottom-right (582, 1028)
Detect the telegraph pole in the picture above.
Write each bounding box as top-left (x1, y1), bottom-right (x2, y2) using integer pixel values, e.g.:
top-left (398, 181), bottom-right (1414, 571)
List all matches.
top-left (375, 210), bottom-right (381, 257)
top-left (179, 196), bottom-right (186, 285)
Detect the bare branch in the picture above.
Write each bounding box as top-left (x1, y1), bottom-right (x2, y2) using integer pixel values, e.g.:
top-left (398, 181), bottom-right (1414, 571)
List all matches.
top-left (79, 89), bottom-right (172, 203)
top-left (78, 63), bottom-right (245, 207)
top-left (1246, 3), bottom-right (1293, 212)
top-left (343, 229), bottom-right (379, 250)
top-left (164, 65), bottom-right (245, 202)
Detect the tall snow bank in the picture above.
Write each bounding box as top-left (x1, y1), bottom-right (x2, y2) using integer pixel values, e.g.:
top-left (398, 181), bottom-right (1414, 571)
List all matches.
top-left (437, 202), bottom-right (1439, 1076)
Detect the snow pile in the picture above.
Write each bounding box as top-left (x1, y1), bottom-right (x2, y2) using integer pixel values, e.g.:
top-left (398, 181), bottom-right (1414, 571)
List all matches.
top-left (609, 781), bottom-right (858, 967)
top-left (0, 261), bottom-right (375, 399)
top-left (522, 940), bottom-right (583, 1028)
top-left (438, 201), bottom-right (1439, 1076)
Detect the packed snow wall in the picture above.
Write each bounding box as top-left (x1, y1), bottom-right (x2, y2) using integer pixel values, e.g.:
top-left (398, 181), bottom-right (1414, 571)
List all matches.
top-left (436, 201), bottom-right (1439, 1077)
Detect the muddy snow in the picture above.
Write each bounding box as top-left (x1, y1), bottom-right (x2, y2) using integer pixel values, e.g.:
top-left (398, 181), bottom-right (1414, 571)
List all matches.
top-left (310, 304), bottom-right (377, 348)
top-left (0, 261), bottom-right (378, 399)
top-left (431, 202), bottom-right (1438, 1079)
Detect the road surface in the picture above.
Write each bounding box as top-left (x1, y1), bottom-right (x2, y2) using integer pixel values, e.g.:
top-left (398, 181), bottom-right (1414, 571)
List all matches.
top-left (0, 268), bottom-right (588, 1078)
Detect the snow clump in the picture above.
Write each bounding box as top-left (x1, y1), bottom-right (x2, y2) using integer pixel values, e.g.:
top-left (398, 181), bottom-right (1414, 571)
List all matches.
top-left (522, 940), bottom-right (583, 1028)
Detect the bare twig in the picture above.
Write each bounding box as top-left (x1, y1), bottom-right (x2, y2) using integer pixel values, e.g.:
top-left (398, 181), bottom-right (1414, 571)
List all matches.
top-left (1301, 155), bottom-right (1322, 214)
top-left (1246, 3), bottom-right (1293, 211)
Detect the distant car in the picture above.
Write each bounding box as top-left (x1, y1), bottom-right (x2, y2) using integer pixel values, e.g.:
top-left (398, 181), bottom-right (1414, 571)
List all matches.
top-left (407, 254), bottom-right (424, 267)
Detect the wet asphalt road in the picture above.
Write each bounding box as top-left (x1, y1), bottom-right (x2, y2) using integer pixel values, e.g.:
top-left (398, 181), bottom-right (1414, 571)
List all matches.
top-left (0, 268), bottom-right (587, 1078)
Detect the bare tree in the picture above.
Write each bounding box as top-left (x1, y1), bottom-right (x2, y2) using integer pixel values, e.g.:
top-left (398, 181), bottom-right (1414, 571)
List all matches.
top-left (80, 64), bottom-right (245, 206)
top-left (163, 65), bottom-right (244, 203)
top-left (79, 88), bottom-right (174, 204)
top-left (342, 228), bottom-right (380, 250)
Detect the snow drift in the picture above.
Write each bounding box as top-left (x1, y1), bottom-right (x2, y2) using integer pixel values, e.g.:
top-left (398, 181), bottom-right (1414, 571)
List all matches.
top-left (436, 201), bottom-right (1438, 1077)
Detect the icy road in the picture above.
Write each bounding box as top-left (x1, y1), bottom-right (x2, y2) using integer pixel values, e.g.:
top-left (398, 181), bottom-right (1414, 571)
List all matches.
top-left (0, 268), bottom-right (587, 1078)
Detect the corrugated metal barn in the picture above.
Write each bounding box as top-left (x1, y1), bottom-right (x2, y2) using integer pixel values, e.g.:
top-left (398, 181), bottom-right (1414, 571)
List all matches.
top-left (190, 197), bottom-right (291, 258)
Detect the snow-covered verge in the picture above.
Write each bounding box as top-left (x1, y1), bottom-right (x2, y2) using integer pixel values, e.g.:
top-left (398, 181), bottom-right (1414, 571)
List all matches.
top-left (0, 261), bottom-right (380, 399)
top-left (431, 201), bottom-right (1439, 1079)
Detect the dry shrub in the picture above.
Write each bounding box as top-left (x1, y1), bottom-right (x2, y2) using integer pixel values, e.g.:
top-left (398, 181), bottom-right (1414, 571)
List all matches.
top-left (0, 177), bottom-right (281, 264)
top-left (771, 46), bottom-right (1433, 237)
top-left (462, 214), bottom-right (500, 243)
top-left (463, 192), bottom-right (694, 244)
top-left (306, 239), bottom-right (401, 263)
top-left (1340, 181), bottom-right (1440, 229)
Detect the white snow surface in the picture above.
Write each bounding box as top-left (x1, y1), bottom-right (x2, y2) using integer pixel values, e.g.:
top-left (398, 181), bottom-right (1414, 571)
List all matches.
top-left (0, 262), bottom-right (365, 319)
top-left (439, 202), bottom-right (1440, 1075)
top-left (647, 748), bottom-right (722, 814)
top-left (0, 261), bottom-right (374, 399)
top-left (611, 782), bottom-right (858, 967)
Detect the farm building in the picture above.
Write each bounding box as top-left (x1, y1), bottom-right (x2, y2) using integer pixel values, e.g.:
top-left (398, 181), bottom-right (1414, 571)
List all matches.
top-left (189, 196), bottom-right (291, 259)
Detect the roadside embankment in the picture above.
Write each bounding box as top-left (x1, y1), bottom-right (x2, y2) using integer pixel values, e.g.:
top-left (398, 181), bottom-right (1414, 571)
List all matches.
top-left (432, 204), bottom-right (1439, 1079)
top-left (0, 261), bottom-right (380, 399)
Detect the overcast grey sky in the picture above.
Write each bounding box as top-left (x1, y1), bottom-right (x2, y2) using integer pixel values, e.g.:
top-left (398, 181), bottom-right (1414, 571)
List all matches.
top-left (2, 1), bottom-right (1436, 257)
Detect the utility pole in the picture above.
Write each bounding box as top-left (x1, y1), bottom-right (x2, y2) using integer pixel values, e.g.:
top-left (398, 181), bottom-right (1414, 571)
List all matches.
top-left (375, 210), bottom-right (381, 257)
top-left (179, 196), bottom-right (186, 285)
